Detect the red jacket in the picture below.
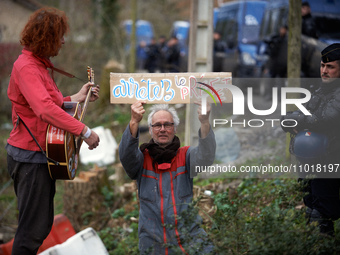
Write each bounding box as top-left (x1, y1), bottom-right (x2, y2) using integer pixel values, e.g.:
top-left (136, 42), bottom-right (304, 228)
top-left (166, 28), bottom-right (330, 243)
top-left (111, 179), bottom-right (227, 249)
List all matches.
top-left (7, 49), bottom-right (85, 151)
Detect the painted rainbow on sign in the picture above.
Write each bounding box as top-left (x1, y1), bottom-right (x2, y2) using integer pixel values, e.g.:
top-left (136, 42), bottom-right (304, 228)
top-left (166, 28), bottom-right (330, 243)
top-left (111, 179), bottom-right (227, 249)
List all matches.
top-left (197, 82), bottom-right (223, 106)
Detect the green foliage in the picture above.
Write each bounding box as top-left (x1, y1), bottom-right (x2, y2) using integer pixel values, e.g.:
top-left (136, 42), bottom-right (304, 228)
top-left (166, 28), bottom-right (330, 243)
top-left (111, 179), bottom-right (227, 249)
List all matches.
top-left (193, 177), bottom-right (223, 187)
top-left (101, 185), bottom-right (115, 208)
top-left (0, 129), bottom-right (10, 183)
top-left (111, 208), bottom-right (125, 219)
top-left (98, 223), bottom-right (139, 255)
top-left (165, 199), bottom-right (215, 255)
top-left (123, 205), bottom-right (139, 221)
top-left (98, 186), bottom-right (140, 254)
top-left (98, 178), bottom-right (340, 254)
top-left (210, 178), bottom-right (340, 255)
top-left (81, 211), bottom-right (95, 226)
top-left (54, 181), bottom-right (65, 215)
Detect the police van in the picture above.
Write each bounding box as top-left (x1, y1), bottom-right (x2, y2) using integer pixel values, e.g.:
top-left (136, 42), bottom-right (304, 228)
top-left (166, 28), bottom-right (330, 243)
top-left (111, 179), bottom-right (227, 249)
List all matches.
top-left (169, 21), bottom-right (190, 72)
top-left (168, 9), bottom-right (220, 72)
top-left (122, 20), bottom-right (154, 69)
top-left (258, 0), bottom-right (340, 79)
top-left (215, 0), bottom-right (268, 78)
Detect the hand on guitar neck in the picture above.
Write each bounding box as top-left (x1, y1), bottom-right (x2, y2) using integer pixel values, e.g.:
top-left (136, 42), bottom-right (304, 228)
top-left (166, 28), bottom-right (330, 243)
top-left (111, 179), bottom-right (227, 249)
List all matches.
top-left (72, 69), bottom-right (100, 150)
top-left (70, 82), bottom-right (100, 103)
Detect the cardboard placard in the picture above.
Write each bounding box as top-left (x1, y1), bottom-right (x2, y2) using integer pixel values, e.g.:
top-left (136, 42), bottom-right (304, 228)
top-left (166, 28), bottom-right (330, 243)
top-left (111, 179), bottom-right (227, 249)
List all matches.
top-left (110, 72), bottom-right (232, 104)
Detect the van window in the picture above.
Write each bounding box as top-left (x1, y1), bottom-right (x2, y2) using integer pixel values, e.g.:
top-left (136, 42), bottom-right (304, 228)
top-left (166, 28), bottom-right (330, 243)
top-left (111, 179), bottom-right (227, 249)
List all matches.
top-left (171, 21), bottom-right (190, 43)
top-left (269, 9), bottom-right (280, 35)
top-left (123, 20), bottom-right (154, 45)
top-left (216, 6), bottom-right (239, 48)
top-left (261, 7), bottom-right (287, 38)
top-left (260, 9), bottom-right (270, 37)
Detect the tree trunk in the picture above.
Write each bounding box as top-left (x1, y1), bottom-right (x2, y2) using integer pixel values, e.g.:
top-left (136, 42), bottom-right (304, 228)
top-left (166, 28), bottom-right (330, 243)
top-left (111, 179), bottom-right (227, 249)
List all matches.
top-left (287, 0), bottom-right (302, 89)
top-left (63, 166), bottom-right (110, 231)
top-left (128, 0), bottom-right (137, 73)
top-left (286, 0), bottom-right (302, 158)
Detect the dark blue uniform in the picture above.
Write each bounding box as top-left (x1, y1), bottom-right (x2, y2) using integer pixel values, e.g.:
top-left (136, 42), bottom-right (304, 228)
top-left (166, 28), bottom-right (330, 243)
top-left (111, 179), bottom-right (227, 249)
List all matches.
top-left (281, 43), bottom-right (340, 235)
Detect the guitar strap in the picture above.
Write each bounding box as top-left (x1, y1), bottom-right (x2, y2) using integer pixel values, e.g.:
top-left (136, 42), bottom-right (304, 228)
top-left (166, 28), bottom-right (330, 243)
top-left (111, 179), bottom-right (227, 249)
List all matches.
top-left (50, 66), bottom-right (86, 83)
top-left (14, 111), bottom-right (60, 166)
top-left (51, 66), bottom-right (75, 78)
top-left (33, 53), bottom-right (86, 83)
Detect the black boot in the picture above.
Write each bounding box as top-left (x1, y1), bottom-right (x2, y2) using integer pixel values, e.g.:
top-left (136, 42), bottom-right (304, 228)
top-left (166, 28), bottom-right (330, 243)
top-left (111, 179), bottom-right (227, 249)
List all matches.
top-left (309, 209), bottom-right (334, 237)
top-left (305, 207), bottom-right (312, 223)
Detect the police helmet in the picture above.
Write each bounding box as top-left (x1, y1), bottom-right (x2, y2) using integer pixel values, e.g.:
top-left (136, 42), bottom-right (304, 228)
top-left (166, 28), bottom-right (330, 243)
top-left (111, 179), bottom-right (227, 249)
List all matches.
top-left (291, 131), bottom-right (329, 164)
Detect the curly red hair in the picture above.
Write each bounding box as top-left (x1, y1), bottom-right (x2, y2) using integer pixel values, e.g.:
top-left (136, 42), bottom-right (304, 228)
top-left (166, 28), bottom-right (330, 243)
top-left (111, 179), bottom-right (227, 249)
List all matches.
top-left (20, 7), bottom-right (69, 57)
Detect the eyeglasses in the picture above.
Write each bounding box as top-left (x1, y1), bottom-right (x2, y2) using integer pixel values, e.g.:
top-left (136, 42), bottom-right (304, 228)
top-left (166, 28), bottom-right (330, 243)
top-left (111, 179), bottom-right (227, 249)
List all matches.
top-left (151, 122), bottom-right (174, 131)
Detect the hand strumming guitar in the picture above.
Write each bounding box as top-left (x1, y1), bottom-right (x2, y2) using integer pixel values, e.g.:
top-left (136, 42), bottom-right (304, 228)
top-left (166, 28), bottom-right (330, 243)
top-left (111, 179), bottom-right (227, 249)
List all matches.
top-left (81, 125), bottom-right (100, 150)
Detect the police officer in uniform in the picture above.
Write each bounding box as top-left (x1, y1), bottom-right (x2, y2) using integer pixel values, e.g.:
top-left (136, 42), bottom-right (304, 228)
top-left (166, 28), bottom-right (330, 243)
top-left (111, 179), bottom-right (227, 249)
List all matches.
top-left (301, 1), bottom-right (318, 39)
top-left (281, 43), bottom-right (340, 236)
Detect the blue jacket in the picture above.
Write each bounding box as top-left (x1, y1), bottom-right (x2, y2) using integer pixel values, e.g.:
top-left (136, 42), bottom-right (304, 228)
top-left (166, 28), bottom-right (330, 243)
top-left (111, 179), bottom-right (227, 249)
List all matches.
top-left (119, 125), bottom-right (216, 254)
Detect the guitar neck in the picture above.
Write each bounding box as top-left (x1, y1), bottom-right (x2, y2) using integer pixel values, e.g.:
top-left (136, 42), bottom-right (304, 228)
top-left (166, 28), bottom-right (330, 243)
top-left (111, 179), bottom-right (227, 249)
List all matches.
top-left (79, 66), bottom-right (94, 123)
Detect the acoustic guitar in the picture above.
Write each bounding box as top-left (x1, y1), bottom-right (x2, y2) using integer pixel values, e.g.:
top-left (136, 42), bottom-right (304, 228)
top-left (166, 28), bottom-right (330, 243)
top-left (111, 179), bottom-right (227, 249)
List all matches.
top-left (46, 66), bottom-right (94, 180)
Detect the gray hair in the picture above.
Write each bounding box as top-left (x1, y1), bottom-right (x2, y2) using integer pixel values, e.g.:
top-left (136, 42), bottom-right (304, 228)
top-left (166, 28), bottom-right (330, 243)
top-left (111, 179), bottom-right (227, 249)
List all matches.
top-left (147, 104), bottom-right (180, 128)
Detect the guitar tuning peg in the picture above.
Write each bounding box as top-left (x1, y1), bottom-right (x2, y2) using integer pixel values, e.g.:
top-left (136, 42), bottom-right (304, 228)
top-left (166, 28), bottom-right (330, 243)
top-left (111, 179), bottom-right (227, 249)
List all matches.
top-left (87, 66), bottom-right (91, 82)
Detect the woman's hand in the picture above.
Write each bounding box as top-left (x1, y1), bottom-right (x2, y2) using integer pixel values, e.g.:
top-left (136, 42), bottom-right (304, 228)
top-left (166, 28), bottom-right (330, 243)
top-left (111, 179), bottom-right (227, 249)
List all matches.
top-left (81, 126), bottom-right (100, 150)
top-left (70, 82), bottom-right (100, 103)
